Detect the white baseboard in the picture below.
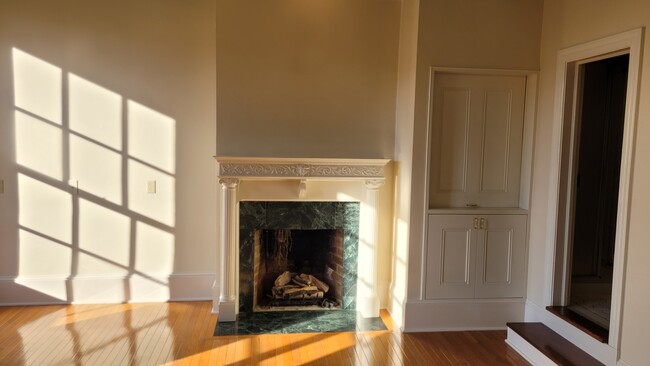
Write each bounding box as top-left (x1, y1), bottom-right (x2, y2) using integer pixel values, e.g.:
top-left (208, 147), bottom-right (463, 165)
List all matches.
top-left (0, 273), bottom-right (214, 306)
top-left (524, 300), bottom-right (616, 365)
top-left (402, 298), bottom-right (525, 332)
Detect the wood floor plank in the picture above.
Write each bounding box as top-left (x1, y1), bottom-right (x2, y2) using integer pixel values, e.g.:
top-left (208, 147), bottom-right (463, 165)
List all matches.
top-left (0, 303), bottom-right (529, 365)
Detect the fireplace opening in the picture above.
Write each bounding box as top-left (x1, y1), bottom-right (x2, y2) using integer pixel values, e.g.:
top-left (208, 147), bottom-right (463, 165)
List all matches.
top-left (253, 228), bottom-right (344, 312)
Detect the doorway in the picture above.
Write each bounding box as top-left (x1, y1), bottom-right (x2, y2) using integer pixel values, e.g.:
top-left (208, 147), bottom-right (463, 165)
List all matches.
top-left (546, 28), bottom-right (642, 356)
top-left (567, 54), bottom-right (629, 331)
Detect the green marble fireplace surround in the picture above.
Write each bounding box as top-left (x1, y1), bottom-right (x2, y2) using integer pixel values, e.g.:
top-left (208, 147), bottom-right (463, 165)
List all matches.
top-left (239, 201), bottom-right (360, 313)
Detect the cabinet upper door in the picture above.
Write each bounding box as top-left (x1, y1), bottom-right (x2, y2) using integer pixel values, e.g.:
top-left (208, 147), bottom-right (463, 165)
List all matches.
top-left (429, 73), bottom-right (526, 208)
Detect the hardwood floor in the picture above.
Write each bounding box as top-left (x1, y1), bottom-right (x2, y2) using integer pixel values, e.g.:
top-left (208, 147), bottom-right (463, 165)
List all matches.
top-left (0, 301), bottom-right (529, 365)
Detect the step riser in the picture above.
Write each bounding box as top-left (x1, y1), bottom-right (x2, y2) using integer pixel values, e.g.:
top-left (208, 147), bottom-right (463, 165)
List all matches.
top-left (506, 322), bottom-right (604, 366)
top-left (506, 328), bottom-right (557, 366)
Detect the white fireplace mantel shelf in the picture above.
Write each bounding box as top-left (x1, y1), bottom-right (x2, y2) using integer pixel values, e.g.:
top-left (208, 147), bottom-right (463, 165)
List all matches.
top-left (215, 156), bottom-right (390, 181)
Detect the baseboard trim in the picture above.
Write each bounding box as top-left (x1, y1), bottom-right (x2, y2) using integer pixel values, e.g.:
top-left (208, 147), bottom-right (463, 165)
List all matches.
top-left (524, 300), bottom-right (616, 365)
top-left (402, 298), bottom-right (525, 332)
top-left (0, 273), bottom-right (214, 305)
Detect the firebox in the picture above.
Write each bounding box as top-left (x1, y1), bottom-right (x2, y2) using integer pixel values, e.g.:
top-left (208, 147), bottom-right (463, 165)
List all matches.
top-left (253, 229), bottom-right (344, 311)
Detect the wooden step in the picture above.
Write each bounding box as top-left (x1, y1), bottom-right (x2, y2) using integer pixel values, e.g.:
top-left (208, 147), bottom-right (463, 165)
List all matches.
top-left (507, 322), bottom-right (603, 366)
top-left (546, 306), bottom-right (608, 343)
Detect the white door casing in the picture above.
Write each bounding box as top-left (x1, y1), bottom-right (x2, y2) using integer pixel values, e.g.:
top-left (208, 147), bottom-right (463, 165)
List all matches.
top-left (545, 28), bottom-right (643, 354)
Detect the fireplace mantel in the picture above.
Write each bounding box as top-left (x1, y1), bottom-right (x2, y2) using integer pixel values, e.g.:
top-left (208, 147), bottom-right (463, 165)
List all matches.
top-left (216, 157), bottom-right (390, 181)
top-left (213, 157), bottom-right (390, 322)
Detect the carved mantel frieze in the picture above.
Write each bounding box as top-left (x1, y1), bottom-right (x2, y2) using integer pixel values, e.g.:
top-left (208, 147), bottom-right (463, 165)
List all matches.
top-left (215, 157), bottom-right (390, 181)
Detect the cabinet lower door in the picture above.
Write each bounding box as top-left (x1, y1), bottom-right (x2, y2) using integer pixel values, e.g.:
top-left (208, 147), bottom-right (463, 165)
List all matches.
top-left (475, 215), bottom-right (527, 298)
top-left (425, 215), bottom-right (477, 299)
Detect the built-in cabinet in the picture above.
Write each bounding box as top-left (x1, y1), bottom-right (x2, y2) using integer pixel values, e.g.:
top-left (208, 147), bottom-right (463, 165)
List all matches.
top-left (424, 69), bottom-right (533, 305)
top-left (425, 213), bottom-right (527, 299)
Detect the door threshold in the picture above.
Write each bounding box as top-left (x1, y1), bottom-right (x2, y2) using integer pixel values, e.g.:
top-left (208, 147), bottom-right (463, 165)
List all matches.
top-left (546, 306), bottom-right (609, 343)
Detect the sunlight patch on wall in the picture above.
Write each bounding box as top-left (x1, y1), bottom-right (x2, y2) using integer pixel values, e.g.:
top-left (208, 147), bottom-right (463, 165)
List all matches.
top-left (15, 111), bottom-right (63, 179)
top-left (18, 174), bottom-right (72, 243)
top-left (135, 222), bottom-right (174, 274)
top-left (69, 73), bottom-right (122, 149)
top-left (12, 48), bottom-right (62, 124)
top-left (13, 48), bottom-right (177, 303)
top-left (70, 135), bottom-right (122, 204)
top-left (128, 160), bottom-right (175, 227)
top-left (78, 199), bottom-right (130, 275)
top-left (18, 229), bottom-right (72, 276)
top-left (128, 101), bottom-right (176, 174)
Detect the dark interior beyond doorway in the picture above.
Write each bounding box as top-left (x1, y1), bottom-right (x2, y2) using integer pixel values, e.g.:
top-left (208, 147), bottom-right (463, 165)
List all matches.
top-left (569, 53), bottom-right (629, 330)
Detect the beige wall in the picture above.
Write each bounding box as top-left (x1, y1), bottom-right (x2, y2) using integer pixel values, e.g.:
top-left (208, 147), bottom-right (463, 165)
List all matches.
top-left (216, 0), bottom-right (400, 159)
top-left (0, 0), bottom-right (217, 303)
top-left (403, 0), bottom-right (543, 308)
top-left (529, 1), bottom-right (650, 364)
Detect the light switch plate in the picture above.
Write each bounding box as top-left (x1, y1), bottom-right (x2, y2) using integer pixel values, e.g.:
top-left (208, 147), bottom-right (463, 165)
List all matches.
top-left (147, 180), bottom-right (156, 194)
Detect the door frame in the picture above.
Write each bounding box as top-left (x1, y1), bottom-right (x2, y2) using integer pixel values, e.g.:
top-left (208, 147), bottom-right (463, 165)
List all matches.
top-left (545, 28), bottom-right (643, 352)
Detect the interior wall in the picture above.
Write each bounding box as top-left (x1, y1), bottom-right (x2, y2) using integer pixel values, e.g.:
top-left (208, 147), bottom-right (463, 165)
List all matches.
top-left (529, 1), bottom-right (650, 364)
top-left (0, 0), bottom-right (217, 304)
top-left (215, 0), bottom-right (400, 159)
top-left (402, 0), bottom-right (543, 327)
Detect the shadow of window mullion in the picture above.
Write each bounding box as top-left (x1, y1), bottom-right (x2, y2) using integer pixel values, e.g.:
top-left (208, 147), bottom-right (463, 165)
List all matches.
top-left (62, 70), bottom-right (78, 304)
top-left (123, 97), bottom-right (134, 304)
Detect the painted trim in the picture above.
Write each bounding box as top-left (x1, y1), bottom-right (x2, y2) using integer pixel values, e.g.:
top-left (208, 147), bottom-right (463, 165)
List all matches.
top-left (544, 28), bottom-right (644, 356)
top-left (215, 157), bottom-right (391, 181)
top-left (0, 273), bottom-right (214, 306)
top-left (402, 297), bottom-right (525, 332)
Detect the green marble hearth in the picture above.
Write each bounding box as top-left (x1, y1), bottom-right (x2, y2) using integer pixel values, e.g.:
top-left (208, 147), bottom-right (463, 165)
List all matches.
top-left (214, 310), bottom-right (387, 336)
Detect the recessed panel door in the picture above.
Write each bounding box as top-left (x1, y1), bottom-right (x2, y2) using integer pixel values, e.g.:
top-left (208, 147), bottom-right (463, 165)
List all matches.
top-left (425, 215), bottom-right (477, 299)
top-left (475, 215), bottom-right (527, 298)
top-left (429, 73), bottom-right (526, 208)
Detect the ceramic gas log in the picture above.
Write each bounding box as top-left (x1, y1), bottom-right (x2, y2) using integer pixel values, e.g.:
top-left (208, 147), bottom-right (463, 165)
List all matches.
top-left (267, 271), bottom-right (339, 307)
top-left (253, 227), bottom-right (344, 311)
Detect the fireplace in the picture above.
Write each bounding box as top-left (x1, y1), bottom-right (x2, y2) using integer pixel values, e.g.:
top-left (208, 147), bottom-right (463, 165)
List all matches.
top-left (253, 228), bottom-right (343, 311)
top-left (214, 157), bottom-right (390, 322)
top-left (238, 201), bottom-right (359, 314)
